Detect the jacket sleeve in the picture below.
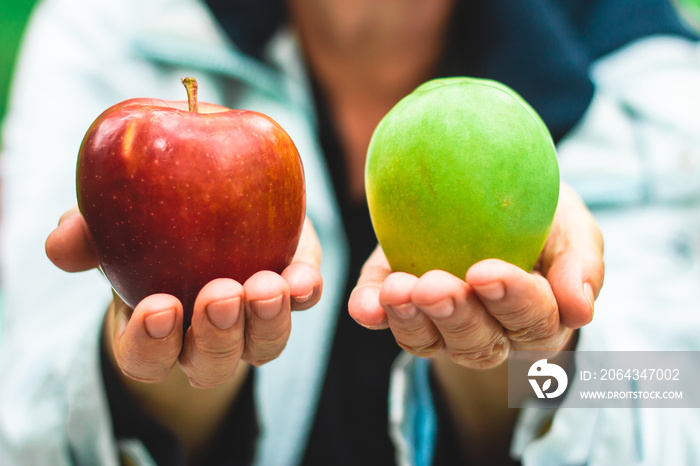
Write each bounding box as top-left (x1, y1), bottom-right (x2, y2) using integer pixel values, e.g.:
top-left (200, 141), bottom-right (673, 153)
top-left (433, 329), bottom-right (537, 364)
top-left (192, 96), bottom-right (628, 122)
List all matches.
top-left (0, 0), bottom-right (172, 463)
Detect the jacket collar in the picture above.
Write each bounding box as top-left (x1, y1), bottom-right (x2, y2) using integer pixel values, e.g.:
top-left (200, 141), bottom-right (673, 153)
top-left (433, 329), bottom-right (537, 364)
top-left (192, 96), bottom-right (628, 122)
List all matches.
top-left (131, 0), bottom-right (288, 100)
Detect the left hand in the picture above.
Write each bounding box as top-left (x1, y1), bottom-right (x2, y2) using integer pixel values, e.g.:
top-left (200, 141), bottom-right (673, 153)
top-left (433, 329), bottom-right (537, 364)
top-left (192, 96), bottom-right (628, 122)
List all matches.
top-left (348, 183), bottom-right (604, 369)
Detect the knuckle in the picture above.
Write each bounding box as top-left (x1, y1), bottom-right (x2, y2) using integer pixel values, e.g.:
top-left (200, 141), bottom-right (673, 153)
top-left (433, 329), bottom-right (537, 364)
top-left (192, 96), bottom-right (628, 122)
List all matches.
top-left (438, 315), bottom-right (484, 341)
top-left (500, 282), bottom-right (561, 342)
top-left (388, 317), bottom-right (445, 357)
top-left (188, 379), bottom-right (217, 390)
top-left (197, 340), bottom-right (245, 363)
top-left (116, 343), bottom-right (177, 383)
top-left (118, 358), bottom-right (171, 383)
top-left (184, 363), bottom-right (239, 389)
top-left (179, 341), bottom-right (244, 384)
top-left (506, 307), bottom-right (559, 342)
top-left (447, 335), bottom-right (510, 369)
top-left (245, 356), bottom-right (274, 368)
top-left (243, 349), bottom-right (283, 367)
top-left (246, 322), bottom-right (291, 349)
top-left (396, 335), bottom-right (444, 358)
top-left (243, 333), bottom-right (290, 367)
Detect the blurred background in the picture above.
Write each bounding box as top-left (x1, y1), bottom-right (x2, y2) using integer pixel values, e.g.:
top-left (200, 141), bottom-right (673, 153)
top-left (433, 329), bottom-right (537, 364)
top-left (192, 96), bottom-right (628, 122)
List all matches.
top-left (0, 0), bottom-right (699, 146)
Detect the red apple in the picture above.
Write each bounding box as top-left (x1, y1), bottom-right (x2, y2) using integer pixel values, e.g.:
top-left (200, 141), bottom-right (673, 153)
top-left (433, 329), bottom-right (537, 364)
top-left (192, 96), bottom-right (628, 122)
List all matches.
top-left (77, 78), bottom-right (306, 323)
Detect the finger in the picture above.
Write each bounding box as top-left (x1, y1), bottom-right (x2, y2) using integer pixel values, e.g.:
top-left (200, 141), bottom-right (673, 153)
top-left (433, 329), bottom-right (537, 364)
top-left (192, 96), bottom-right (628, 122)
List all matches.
top-left (241, 271), bottom-right (292, 366)
top-left (412, 270), bottom-right (510, 368)
top-left (347, 245), bottom-right (392, 329)
top-left (466, 259), bottom-right (569, 352)
top-left (291, 217), bottom-right (322, 269)
top-left (112, 293), bottom-right (184, 383)
top-left (282, 262), bottom-right (323, 311)
top-left (541, 183), bottom-right (605, 328)
top-left (283, 217), bottom-right (323, 310)
top-left (179, 279), bottom-right (246, 389)
top-left (380, 272), bottom-right (444, 357)
top-left (45, 206), bottom-right (99, 272)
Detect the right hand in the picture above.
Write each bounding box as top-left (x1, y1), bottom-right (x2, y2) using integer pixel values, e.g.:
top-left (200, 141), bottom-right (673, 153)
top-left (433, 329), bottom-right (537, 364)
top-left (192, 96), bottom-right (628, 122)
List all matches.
top-left (46, 207), bottom-right (323, 389)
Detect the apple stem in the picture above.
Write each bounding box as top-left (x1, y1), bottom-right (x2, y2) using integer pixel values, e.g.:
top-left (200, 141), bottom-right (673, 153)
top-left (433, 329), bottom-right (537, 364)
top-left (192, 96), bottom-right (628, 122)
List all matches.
top-left (181, 77), bottom-right (199, 113)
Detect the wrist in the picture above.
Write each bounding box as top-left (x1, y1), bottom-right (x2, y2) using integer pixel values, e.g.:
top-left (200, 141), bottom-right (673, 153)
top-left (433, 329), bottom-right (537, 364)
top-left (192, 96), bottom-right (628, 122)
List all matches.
top-left (101, 300), bottom-right (251, 459)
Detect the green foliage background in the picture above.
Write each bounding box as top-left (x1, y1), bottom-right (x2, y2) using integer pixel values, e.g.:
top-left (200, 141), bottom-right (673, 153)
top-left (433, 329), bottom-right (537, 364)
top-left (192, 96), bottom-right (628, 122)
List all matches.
top-left (676, 0), bottom-right (700, 30)
top-left (1, 0), bottom-right (38, 145)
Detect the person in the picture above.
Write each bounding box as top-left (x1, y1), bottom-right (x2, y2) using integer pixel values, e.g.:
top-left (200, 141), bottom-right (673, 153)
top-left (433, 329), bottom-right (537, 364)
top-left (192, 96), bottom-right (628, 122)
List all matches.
top-left (0, 0), bottom-right (698, 465)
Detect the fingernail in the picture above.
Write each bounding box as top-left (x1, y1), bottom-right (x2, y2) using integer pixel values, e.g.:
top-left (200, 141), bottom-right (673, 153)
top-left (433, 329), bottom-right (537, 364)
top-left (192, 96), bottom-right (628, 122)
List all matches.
top-left (422, 298), bottom-right (454, 318)
top-left (144, 309), bottom-right (176, 339)
top-left (583, 283), bottom-right (595, 313)
top-left (474, 281), bottom-right (506, 301)
top-left (389, 303), bottom-right (418, 319)
top-left (251, 295), bottom-right (284, 320)
top-left (206, 297), bottom-right (241, 330)
top-left (357, 317), bottom-right (388, 330)
top-left (294, 290), bottom-right (314, 303)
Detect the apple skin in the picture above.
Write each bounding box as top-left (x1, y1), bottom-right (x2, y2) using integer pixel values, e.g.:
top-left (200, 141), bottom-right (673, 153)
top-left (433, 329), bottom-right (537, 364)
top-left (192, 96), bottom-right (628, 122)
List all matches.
top-left (77, 97), bottom-right (305, 321)
top-left (365, 77), bottom-right (559, 277)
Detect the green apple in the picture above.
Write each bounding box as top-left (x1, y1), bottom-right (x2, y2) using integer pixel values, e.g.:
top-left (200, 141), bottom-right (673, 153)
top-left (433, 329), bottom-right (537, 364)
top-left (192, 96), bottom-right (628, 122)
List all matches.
top-left (365, 76), bottom-right (559, 277)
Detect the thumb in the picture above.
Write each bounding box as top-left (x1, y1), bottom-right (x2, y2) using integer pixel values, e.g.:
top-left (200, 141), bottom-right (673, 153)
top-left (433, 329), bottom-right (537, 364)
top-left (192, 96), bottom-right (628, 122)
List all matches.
top-left (45, 206), bottom-right (100, 272)
top-left (541, 184), bottom-right (605, 329)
